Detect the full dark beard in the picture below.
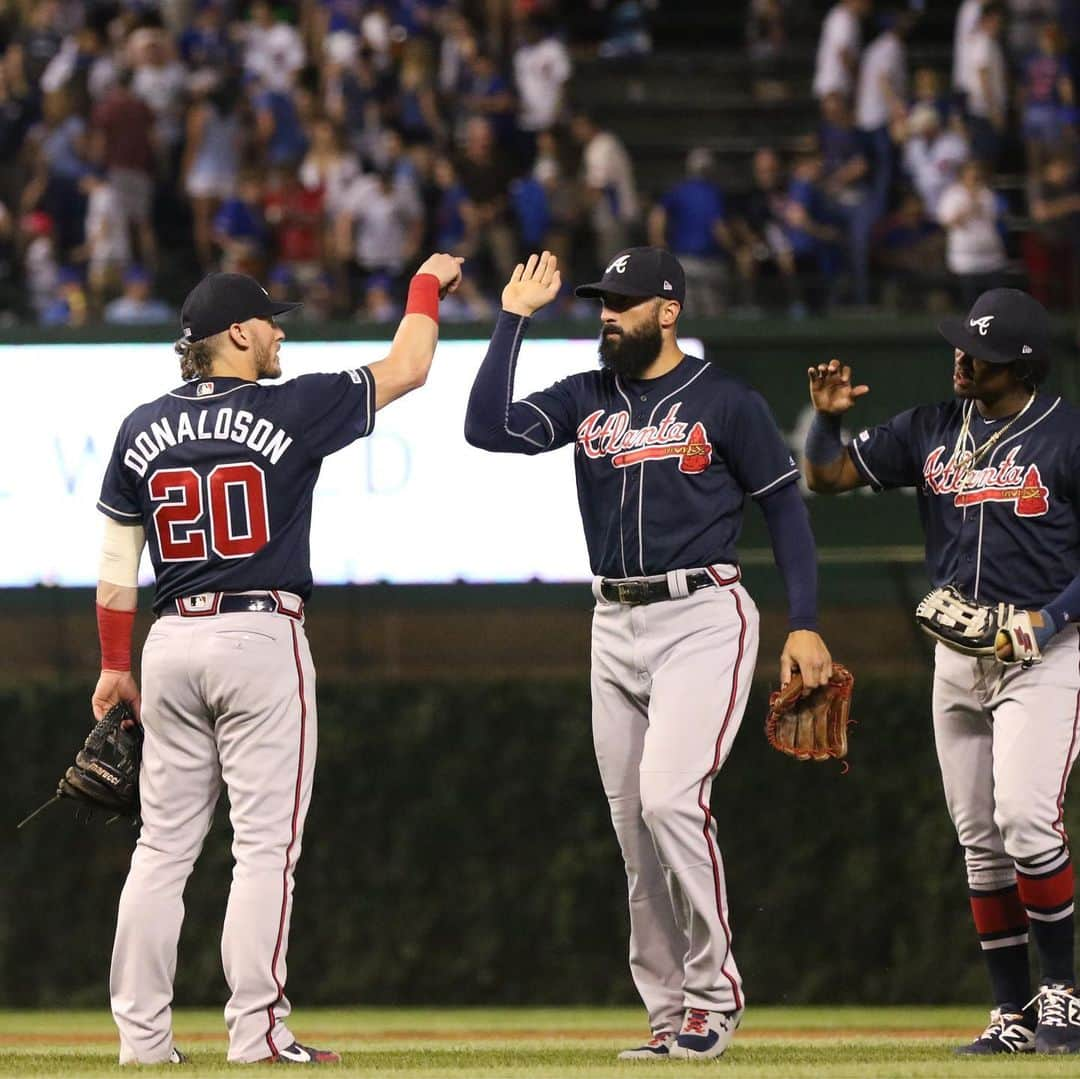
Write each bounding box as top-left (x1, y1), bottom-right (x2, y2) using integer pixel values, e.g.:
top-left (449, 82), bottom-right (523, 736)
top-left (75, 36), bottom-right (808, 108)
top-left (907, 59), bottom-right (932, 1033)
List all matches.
top-left (598, 319), bottom-right (662, 379)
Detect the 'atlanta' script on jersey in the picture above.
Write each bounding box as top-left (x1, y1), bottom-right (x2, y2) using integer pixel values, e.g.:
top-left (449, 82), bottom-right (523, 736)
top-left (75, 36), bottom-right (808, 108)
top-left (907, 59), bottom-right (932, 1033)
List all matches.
top-left (923, 445), bottom-right (1050, 517)
top-left (577, 403), bottom-right (712, 474)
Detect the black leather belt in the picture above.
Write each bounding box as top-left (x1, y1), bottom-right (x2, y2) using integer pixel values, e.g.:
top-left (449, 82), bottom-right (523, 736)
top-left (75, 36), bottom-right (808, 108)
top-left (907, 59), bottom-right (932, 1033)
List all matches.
top-left (600, 569), bottom-right (731, 606)
top-left (159, 591), bottom-right (304, 619)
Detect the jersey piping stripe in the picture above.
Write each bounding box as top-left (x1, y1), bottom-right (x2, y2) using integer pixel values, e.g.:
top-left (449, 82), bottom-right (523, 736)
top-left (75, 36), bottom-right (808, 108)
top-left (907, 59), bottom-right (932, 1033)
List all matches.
top-left (695, 587), bottom-right (748, 1012)
top-left (976, 398), bottom-right (1059, 599)
top-left (849, 438), bottom-right (883, 489)
top-left (501, 316), bottom-right (551, 449)
top-left (614, 380), bottom-right (635, 577)
top-left (705, 565), bottom-right (741, 587)
top-left (637, 361), bottom-right (711, 574)
top-left (516, 399), bottom-right (555, 446)
top-left (358, 366), bottom-right (375, 437)
top-left (167, 383), bottom-right (255, 401)
top-left (97, 499), bottom-right (142, 518)
top-left (749, 468), bottom-right (799, 499)
top-left (265, 620), bottom-right (308, 1059)
top-left (1052, 627), bottom-right (1080, 844)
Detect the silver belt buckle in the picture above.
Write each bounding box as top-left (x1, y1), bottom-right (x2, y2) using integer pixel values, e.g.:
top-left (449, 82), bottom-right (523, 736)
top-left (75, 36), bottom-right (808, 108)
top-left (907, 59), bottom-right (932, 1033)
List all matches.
top-left (616, 581), bottom-right (647, 605)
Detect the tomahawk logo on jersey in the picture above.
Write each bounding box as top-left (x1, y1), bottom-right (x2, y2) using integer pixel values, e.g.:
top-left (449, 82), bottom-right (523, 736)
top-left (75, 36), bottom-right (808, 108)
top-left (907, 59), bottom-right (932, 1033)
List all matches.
top-left (504, 354), bottom-right (798, 578)
top-left (849, 393), bottom-right (1080, 607)
top-left (97, 370), bottom-right (376, 610)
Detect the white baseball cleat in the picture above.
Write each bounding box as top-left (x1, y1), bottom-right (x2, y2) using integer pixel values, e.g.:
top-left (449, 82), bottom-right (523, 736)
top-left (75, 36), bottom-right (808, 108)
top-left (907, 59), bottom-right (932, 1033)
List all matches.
top-left (667, 1007), bottom-right (742, 1059)
top-left (617, 1031), bottom-right (676, 1060)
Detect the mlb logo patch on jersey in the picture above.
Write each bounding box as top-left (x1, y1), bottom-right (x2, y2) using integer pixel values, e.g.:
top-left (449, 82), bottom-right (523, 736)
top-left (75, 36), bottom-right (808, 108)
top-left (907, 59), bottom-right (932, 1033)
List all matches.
top-left (859, 430), bottom-right (870, 442)
top-left (347, 370), bottom-right (364, 384)
top-left (196, 382), bottom-right (214, 397)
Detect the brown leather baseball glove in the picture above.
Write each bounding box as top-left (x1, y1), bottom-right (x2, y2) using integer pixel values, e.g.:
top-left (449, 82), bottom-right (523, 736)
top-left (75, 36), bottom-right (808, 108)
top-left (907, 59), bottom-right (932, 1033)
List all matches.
top-left (765, 663), bottom-right (855, 764)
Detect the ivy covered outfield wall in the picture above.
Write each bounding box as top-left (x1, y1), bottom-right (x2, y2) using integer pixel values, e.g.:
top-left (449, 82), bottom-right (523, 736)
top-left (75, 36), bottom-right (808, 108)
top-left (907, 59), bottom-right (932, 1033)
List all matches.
top-left (7, 674), bottom-right (1067, 1009)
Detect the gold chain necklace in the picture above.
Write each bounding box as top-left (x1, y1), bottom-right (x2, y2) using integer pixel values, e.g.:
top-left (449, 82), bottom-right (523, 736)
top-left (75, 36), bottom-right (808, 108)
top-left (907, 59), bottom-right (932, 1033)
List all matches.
top-left (949, 392), bottom-right (1037, 486)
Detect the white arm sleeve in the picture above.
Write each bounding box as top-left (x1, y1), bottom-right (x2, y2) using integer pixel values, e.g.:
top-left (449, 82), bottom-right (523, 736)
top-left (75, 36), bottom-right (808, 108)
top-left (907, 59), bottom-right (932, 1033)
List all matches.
top-left (98, 517), bottom-right (146, 587)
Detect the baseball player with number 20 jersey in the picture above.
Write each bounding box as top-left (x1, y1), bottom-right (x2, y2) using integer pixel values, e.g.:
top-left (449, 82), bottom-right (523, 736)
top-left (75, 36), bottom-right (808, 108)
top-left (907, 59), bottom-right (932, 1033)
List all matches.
top-left (465, 249), bottom-right (833, 1060)
top-left (804, 288), bottom-right (1080, 1055)
top-left (92, 255), bottom-right (463, 1064)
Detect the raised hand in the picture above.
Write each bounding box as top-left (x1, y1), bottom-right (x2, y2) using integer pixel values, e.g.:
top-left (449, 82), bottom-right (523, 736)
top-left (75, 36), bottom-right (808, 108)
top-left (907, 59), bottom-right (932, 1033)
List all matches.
top-left (807, 358), bottom-right (870, 415)
top-left (416, 252), bottom-right (465, 297)
top-left (502, 250), bottom-right (562, 318)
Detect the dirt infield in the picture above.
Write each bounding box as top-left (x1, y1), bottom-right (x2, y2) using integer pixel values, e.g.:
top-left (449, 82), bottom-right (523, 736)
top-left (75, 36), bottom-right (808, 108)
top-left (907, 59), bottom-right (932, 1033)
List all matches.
top-left (0, 1027), bottom-right (973, 1047)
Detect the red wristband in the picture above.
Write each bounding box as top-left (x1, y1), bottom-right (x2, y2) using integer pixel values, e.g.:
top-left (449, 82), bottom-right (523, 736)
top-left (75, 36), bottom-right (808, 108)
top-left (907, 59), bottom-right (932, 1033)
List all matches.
top-left (405, 273), bottom-right (440, 323)
top-left (97, 604), bottom-right (136, 672)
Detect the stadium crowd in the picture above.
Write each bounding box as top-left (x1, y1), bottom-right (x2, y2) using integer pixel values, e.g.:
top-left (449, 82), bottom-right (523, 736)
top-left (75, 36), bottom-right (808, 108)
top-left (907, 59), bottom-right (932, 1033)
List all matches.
top-left (0, 0), bottom-right (1077, 325)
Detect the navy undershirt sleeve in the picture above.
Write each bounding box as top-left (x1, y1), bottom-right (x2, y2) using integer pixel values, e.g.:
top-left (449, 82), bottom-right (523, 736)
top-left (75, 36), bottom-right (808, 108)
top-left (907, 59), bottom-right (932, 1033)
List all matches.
top-left (758, 481), bottom-right (819, 631)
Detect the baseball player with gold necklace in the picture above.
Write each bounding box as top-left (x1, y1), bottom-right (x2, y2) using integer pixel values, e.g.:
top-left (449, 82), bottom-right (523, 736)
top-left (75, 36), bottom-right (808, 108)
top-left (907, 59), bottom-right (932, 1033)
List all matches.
top-left (93, 253), bottom-right (463, 1064)
top-left (804, 288), bottom-right (1080, 1054)
top-left (465, 248), bottom-right (833, 1060)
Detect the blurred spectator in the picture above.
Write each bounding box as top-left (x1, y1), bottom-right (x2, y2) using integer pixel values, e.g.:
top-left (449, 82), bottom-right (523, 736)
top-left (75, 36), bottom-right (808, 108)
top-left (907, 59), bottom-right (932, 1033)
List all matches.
top-left (456, 115), bottom-right (515, 290)
top-left (431, 153), bottom-right (468, 249)
top-left (872, 188), bottom-right (947, 308)
top-left (299, 115), bottom-right (361, 222)
top-left (17, 0), bottom-right (63, 87)
top-left (509, 169), bottom-right (551, 251)
top-left (937, 158), bottom-right (1009, 305)
top-left (647, 147), bottom-right (736, 317)
top-left (337, 167), bottom-right (423, 301)
top-left (1023, 149), bottom-right (1080, 306)
top-left (296, 270), bottom-right (336, 322)
top-left (747, 0), bottom-right (791, 99)
top-left (362, 270), bottom-right (398, 321)
top-left (21, 86), bottom-right (88, 255)
top-left (41, 263), bottom-right (88, 326)
top-left (263, 164), bottom-right (324, 279)
top-left (513, 17), bottom-right (570, 144)
top-left (439, 267), bottom-right (496, 320)
top-left (0, 198), bottom-right (15, 319)
top-left (243, 0), bottom-right (306, 94)
top-left (79, 168), bottom-right (130, 310)
top-left (901, 104), bottom-right (969, 219)
top-left (781, 145), bottom-right (844, 311)
top-left (179, 0), bottom-right (235, 72)
top-left (571, 108), bottom-right (639, 272)
top-left (855, 10), bottom-right (912, 213)
top-left (813, 0), bottom-right (871, 102)
top-left (952, 0), bottom-right (984, 99)
top-left (460, 49), bottom-right (515, 143)
top-left (1007, 0), bottom-right (1059, 61)
top-left (394, 53), bottom-right (446, 145)
top-left (130, 27), bottom-right (187, 162)
top-left (732, 147), bottom-right (804, 312)
top-left (104, 264), bottom-right (173, 324)
top-left (266, 261), bottom-right (297, 303)
top-left (959, 2), bottom-right (1008, 167)
top-left (1020, 23), bottom-right (1076, 161)
top-left (212, 170), bottom-right (268, 276)
top-left (40, 23), bottom-right (117, 107)
top-left (183, 74), bottom-right (242, 270)
top-left (91, 69), bottom-right (157, 267)
top-left (0, 56), bottom-right (33, 207)
top-left (253, 76), bottom-right (311, 168)
top-left (438, 13), bottom-right (476, 98)
top-left (901, 67), bottom-right (953, 134)
top-left (597, 1), bottom-right (653, 59)
top-left (21, 210), bottom-right (58, 319)
top-left (820, 93), bottom-right (875, 304)
top-left (531, 128), bottom-right (578, 269)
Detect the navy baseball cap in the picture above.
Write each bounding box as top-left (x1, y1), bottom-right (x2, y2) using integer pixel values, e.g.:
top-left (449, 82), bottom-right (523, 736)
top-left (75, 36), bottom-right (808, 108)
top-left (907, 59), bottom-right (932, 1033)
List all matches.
top-left (938, 288), bottom-right (1049, 365)
top-left (180, 272), bottom-right (301, 343)
top-left (575, 247), bottom-right (686, 305)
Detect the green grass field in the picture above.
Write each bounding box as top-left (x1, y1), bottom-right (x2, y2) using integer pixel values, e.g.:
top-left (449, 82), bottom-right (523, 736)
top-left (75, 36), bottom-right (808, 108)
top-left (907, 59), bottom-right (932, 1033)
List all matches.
top-left (1, 1006), bottom-right (1077, 1078)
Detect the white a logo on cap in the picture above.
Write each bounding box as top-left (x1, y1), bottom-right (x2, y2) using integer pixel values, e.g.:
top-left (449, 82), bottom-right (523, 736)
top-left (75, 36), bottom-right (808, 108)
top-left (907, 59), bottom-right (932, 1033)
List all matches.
top-left (970, 315), bottom-right (995, 335)
top-left (663, 280), bottom-right (672, 291)
top-left (1022, 345), bottom-right (1033, 354)
top-left (606, 255), bottom-right (630, 274)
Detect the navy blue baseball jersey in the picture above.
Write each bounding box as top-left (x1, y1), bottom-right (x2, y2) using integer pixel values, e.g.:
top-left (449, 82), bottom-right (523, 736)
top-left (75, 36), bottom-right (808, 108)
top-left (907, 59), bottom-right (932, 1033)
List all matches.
top-left (465, 311), bottom-right (799, 577)
top-left (98, 370), bottom-right (375, 610)
top-left (849, 393), bottom-right (1080, 606)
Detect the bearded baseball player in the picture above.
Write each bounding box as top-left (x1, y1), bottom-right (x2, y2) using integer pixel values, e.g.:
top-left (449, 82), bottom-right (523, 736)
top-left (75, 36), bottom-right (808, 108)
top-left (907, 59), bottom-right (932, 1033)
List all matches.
top-left (93, 255), bottom-right (462, 1064)
top-left (464, 248), bottom-right (832, 1060)
top-left (804, 288), bottom-right (1080, 1054)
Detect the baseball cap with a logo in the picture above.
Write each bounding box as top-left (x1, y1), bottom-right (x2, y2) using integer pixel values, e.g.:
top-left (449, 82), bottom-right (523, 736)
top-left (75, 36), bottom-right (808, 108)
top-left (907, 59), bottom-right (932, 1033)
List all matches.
top-left (938, 288), bottom-right (1049, 365)
top-left (179, 272), bottom-right (302, 344)
top-left (575, 247), bottom-right (686, 305)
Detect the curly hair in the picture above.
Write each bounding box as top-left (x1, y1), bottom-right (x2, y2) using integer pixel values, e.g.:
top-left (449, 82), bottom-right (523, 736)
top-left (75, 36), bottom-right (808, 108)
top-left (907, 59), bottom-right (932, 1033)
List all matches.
top-left (175, 332), bottom-right (223, 381)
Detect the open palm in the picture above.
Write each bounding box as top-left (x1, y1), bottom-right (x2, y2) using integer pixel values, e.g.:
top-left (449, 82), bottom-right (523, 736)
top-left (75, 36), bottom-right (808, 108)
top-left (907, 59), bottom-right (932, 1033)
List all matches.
top-left (502, 251), bottom-right (562, 317)
top-left (807, 359), bottom-right (870, 415)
